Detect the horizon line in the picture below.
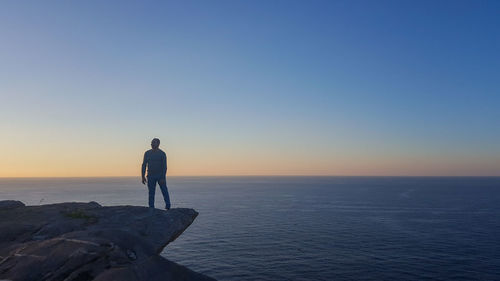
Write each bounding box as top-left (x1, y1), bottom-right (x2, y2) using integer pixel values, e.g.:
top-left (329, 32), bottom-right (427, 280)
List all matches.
top-left (1, 175), bottom-right (500, 179)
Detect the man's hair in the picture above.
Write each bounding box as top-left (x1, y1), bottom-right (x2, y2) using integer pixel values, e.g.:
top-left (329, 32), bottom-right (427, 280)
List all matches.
top-left (152, 138), bottom-right (160, 144)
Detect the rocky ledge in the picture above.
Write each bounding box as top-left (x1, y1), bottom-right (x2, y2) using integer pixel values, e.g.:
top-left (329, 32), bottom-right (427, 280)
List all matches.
top-left (0, 200), bottom-right (216, 281)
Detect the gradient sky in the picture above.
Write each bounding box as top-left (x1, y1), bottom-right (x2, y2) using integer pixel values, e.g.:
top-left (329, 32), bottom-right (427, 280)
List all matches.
top-left (1, 0), bottom-right (499, 177)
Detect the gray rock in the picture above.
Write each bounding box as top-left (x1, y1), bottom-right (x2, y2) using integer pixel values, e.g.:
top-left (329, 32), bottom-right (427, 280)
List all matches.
top-left (0, 201), bottom-right (24, 210)
top-left (0, 200), bottom-right (216, 281)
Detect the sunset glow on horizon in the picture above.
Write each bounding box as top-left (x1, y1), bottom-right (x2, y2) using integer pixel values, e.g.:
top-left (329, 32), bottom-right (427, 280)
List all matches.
top-left (1, 1), bottom-right (499, 177)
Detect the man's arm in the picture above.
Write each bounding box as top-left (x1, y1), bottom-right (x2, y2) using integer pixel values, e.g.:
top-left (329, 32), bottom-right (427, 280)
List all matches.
top-left (162, 152), bottom-right (167, 176)
top-left (141, 152), bottom-right (148, 184)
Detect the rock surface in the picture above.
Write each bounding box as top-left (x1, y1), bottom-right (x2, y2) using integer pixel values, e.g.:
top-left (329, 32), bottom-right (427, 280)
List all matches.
top-left (0, 200), bottom-right (216, 281)
top-left (0, 200), bottom-right (25, 210)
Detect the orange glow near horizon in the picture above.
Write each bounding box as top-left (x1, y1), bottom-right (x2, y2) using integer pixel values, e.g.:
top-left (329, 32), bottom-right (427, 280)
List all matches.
top-left (1, 143), bottom-right (498, 177)
top-left (1, 124), bottom-right (498, 178)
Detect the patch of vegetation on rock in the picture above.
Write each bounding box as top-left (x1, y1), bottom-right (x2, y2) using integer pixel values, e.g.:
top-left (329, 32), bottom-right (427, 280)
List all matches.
top-left (62, 209), bottom-right (98, 223)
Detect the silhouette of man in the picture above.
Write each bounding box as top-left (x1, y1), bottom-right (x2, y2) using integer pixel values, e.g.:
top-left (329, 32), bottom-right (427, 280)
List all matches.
top-left (142, 138), bottom-right (171, 210)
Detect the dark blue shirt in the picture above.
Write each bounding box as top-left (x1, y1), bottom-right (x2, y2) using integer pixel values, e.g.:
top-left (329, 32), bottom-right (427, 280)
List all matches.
top-left (142, 149), bottom-right (167, 177)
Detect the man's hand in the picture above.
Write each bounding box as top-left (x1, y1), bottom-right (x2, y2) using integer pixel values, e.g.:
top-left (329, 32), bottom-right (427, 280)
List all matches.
top-left (142, 177), bottom-right (147, 185)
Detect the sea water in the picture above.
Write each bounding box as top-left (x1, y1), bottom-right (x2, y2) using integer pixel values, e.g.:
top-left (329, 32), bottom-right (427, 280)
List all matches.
top-left (1, 176), bottom-right (499, 280)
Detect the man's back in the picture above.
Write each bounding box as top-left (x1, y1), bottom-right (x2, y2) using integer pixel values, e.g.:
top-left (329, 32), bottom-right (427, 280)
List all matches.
top-left (143, 149), bottom-right (166, 177)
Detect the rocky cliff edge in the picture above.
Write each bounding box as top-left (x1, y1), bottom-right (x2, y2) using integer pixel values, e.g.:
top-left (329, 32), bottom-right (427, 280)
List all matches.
top-left (0, 200), bottom-right (216, 281)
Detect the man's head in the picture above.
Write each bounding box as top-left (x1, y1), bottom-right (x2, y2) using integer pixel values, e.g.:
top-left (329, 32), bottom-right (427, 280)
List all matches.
top-left (151, 138), bottom-right (160, 150)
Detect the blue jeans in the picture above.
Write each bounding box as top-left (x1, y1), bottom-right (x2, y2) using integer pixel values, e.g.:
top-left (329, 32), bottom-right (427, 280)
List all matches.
top-left (147, 175), bottom-right (171, 209)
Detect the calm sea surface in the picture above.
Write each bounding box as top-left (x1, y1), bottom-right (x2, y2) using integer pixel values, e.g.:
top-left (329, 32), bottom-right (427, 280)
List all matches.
top-left (1, 176), bottom-right (500, 280)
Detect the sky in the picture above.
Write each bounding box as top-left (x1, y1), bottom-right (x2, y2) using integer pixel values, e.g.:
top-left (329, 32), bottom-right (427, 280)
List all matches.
top-left (0, 0), bottom-right (499, 177)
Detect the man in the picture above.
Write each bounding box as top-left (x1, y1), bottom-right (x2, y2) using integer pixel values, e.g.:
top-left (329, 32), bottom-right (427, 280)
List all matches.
top-left (142, 138), bottom-right (171, 210)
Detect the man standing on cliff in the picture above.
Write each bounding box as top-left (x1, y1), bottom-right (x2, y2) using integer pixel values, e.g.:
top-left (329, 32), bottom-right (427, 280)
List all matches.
top-left (142, 138), bottom-right (171, 210)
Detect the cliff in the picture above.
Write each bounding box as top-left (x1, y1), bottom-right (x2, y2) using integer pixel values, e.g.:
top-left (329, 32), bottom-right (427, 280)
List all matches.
top-left (0, 200), bottom-right (216, 281)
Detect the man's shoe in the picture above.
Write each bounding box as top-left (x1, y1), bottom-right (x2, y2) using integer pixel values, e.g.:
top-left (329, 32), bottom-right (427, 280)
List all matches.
top-left (165, 206), bottom-right (170, 210)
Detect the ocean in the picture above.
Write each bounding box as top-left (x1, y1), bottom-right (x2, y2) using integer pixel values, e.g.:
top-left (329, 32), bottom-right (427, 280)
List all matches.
top-left (1, 176), bottom-right (499, 280)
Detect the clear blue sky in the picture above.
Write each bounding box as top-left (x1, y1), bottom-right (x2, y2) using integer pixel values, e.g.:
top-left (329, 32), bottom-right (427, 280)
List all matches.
top-left (0, 0), bottom-right (499, 176)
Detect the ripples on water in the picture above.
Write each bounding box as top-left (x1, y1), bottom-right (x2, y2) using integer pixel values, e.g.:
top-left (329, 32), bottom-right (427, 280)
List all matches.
top-left (1, 176), bottom-right (499, 280)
